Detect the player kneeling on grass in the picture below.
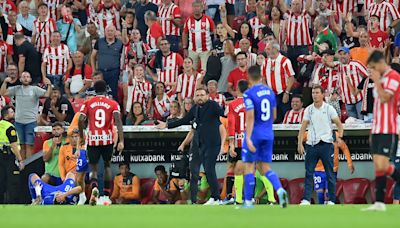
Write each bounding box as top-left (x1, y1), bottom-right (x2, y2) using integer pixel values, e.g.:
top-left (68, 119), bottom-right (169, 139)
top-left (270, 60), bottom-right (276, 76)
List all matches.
top-left (29, 172), bottom-right (81, 205)
top-left (58, 128), bottom-right (90, 205)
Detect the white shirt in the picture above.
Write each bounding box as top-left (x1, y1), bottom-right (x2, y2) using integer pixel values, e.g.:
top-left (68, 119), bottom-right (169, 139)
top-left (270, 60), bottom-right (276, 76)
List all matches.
top-left (303, 102), bottom-right (338, 146)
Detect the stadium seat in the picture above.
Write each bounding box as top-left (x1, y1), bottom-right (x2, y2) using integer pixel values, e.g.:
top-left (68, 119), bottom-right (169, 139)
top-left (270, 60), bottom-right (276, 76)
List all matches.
top-left (71, 98), bottom-right (85, 113)
top-left (140, 178), bottom-right (155, 204)
top-left (287, 178), bottom-right (305, 204)
top-left (336, 179), bottom-right (344, 204)
top-left (342, 178), bottom-right (370, 204)
top-left (369, 178), bottom-right (395, 204)
top-left (33, 132), bottom-right (50, 153)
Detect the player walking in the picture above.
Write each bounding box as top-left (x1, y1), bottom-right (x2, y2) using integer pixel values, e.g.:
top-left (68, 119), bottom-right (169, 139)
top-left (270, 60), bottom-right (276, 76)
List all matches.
top-left (78, 80), bottom-right (124, 205)
top-left (241, 66), bottom-right (288, 208)
top-left (363, 51), bottom-right (400, 211)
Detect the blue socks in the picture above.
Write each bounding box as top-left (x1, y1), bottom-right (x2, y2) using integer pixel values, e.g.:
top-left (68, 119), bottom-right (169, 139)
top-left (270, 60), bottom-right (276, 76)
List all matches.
top-left (244, 173), bottom-right (255, 201)
top-left (317, 191), bottom-right (325, 204)
top-left (265, 170), bottom-right (283, 191)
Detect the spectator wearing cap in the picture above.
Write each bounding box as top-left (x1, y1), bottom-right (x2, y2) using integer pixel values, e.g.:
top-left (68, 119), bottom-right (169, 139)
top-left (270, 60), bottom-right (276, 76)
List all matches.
top-left (313, 16), bottom-right (337, 54)
top-left (111, 162), bottom-right (141, 204)
top-left (64, 50), bottom-right (93, 99)
top-left (0, 71), bottom-right (51, 159)
top-left (40, 86), bottom-right (75, 126)
top-left (42, 121), bottom-right (67, 185)
top-left (337, 47), bottom-right (368, 120)
top-left (13, 33), bottom-right (41, 84)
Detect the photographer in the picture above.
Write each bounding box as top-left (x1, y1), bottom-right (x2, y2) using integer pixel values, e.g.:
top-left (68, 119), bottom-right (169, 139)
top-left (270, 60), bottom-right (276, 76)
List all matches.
top-left (41, 122), bottom-right (67, 185)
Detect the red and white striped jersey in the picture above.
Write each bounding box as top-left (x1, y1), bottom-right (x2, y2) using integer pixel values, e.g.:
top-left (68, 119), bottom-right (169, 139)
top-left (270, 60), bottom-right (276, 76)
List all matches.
top-left (312, 63), bottom-right (340, 95)
top-left (329, 0), bottom-right (357, 16)
top-left (0, 0), bottom-right (16, 15)
top-left (285, 10), bottom-right (312, 46)
top-left (261, 54), bottom-right (295, 95)
top-left (150, 0), bottom-right (162, 5)
top-left (368, 1), bottom-right (400, 31)
top-left (6, 23), bottom-right (22, 54)
top-left (283, 108), bottom-right (305, 124)
top-left (176, 72), bottom-right (201, 100)
top-left (0, 41), bottom-right (8, 73)
top-left (338, 60), bottom-right (368, 104)
top-left (97, 3), bottom-right (120, 37)
top-left (42, 0), bottom-right (61, 19)
top-left (32, 18), bottom-right (57, 54)
top-left (372, 69), bottom-right (400, 134)
top-left (248, 16), bottom-right (266, 40)
top-left (86, 0), bottom-right (99, 26)
top-left (226, 0), bottom-right (235, 4)
top-left (80, 95), bottom-right (120, 146)
top-left (42, 44), bottom-right (71, 75)
top-left (269, 20), bottom-right (286, 46)
top-left (209, 93), bottom-right (225, 108)
top-left (228, 97), bottom-right (245, 148)
top-left (183, 15), bottom-right (215, 52)
top-left (121, 42), bottom-right (150, 71)
top-left (126, 78), bottom-right (152, 113)
top-left (364, 0), bottom-right (400, 16)
top-left (158, 3), bottom-right (181, 36)
top-left (147, 22), bottom-right (164, 49)
top-left (152, 93), bottom-right (171, 121)
top-left (149, 52), bottom-right (184, 90)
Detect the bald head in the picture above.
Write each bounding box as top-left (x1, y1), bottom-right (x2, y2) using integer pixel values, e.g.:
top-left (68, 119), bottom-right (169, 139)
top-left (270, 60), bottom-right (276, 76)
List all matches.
top-left (291, 0), bottom-right (303, 13)
top-left (105, 25), bottom-right (116, 40)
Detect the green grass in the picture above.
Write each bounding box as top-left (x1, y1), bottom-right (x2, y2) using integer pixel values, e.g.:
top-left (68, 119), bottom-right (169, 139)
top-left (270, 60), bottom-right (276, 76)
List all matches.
top-left (0, 205), bottom-right (399, 228)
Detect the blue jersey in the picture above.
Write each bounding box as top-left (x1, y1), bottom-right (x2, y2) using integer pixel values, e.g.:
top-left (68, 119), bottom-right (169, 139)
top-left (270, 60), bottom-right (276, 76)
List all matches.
top-left (243, 84), bottom-right (276, 140)
top-left (76, 149), bottom-right (89, 173)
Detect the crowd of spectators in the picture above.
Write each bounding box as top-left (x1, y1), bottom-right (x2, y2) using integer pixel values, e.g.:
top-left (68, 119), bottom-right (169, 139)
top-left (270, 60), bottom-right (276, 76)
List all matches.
top-left (0, 0), bottom-right (399, 204)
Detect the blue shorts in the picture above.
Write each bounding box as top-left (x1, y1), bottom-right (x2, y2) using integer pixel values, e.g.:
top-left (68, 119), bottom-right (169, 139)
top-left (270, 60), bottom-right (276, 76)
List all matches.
top-left (314, 171), bottom-right (337, 191)
top-left (29, 174), bottom-right (77, 205)
top-left (76, 149), bottom-right (89, 173)
top-left (15, 121), bottom-right (36, 145)
top-left (242, 137), bottom-right (273, 163)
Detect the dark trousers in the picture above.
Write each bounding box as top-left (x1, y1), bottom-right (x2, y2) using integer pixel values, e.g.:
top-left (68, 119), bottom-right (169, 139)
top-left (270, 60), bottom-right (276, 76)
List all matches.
top-left (287, 45), bottom-right (309, 78)
top-left (189, 138), bottom-right (220, 202)
top-left (303, 142), bottom-right (336, 202)
top-left (0, 153), bottom-right (21, 204)
top-left (276, 93), bottom-right (291, 123)
top-left (100, 68), bottom-right (120, 102)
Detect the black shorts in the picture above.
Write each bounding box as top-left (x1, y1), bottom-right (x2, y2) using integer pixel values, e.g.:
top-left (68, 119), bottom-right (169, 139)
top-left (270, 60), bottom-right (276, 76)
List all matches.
top-left (228, 148), bottom-right (242, 163)
top-left (87, 144), bottom-right (114, 164)
top-left (226, 3), bottom-right (235, 16)
top-left (370, 134), bottom-right (398, 158)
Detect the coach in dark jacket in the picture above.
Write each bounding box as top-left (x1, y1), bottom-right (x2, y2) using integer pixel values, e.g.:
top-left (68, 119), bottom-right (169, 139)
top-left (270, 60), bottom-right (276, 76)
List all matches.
top-left (157, 88), bottom-right (224, 204)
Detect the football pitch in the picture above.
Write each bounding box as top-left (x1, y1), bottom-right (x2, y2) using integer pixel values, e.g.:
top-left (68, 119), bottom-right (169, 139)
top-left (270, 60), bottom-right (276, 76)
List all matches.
top-left (0, 205), bottom-right (399, 228)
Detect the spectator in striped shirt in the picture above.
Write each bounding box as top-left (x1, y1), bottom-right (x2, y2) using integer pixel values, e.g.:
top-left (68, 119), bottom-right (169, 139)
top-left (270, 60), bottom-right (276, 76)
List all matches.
top-left (31, 3), bottom-right (57, 56)
top-left (183, 0), bottom-right (215, 72)
top-left (283, 94), bottom-right (304, 124)
top-left (152, 81), bottom-right (171, 121)
top-left (41, 31), bottom-right (72, 94)
top-left (176, 57), bottom-right (203, 106)
top-left (158, 0), bottom-right (181, 52)
top-left (236, 38), bottom-right (257, 66)
top-left (208, 79), bottom-right (225, 108)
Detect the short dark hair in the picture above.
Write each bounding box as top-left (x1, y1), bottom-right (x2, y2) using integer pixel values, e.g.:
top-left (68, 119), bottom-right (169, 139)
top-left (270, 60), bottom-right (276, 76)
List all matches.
top-left (236, 51), bottom-right (248, 58)
top-left (94, 80), bottom-right (107, 94)
top-left (312, 85), bottom-right (325, 94)
top-left (52, 121), bottom-right (64, 128)
top-left (367, 50), bottom-right (385, 65)
top-left (119, 162), bottom-right (130, 169)
top-left (1, 105), bottom-right (13, 119)
top-left (238, 80), bottom-right (248, 94)
top-left (92, 71), bottom-right (103, 78)
top-left (196, 87), bottom-right (208, 94)
top-left (14, 33), bottom-right (25, 41)
top-left (248, 65), bottom-right (262, 81)
top-left (154, 165), bottom-right (166, 173)
top-left (291, 94), bottom-right (303, 102)
top-left (391, 63), bottom-right (400, 74)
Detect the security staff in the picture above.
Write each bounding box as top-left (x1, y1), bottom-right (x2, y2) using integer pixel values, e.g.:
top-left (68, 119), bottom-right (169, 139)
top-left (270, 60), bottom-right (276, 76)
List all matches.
top-left (0, 105), bottom-right (24, 204)
top-left (157, 88), bottom-right (224, 205)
